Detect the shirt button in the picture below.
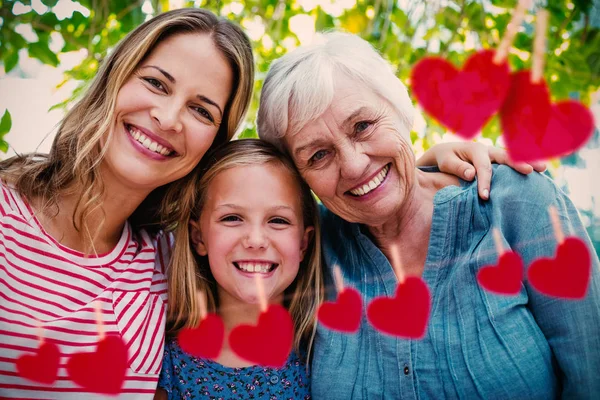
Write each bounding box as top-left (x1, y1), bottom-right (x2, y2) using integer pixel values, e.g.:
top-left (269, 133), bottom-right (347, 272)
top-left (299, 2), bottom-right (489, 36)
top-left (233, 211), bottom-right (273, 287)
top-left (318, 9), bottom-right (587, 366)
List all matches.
top-left (270, 375), bottom-right (279, 384)
top-left (404, 366), bottom-right (410, 375)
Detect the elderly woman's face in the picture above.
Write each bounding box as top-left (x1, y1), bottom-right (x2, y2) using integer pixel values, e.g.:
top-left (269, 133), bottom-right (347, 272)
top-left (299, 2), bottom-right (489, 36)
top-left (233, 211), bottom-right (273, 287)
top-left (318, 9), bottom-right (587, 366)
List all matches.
top-left (284, 74), bottom-right (416, 225)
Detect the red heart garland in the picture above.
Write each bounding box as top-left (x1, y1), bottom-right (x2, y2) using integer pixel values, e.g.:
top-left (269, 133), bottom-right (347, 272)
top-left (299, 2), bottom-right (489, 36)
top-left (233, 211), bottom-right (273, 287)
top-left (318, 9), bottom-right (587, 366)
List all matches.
top-left (411, 50), bottom-right (511, 139)
top-left (66, 334), bottom-right (128, 395)
top-left (16, 341), bottom-right (60, 385)
top-left (366, 277), bottom-right (431, 339)
top-left (178, 314), bottom-right (225, 360)
top-left (477, 251), bottom-right (524, 295)
top-left (317, 287), bottom-right (362, 333)
top-left (229, 304), bottom-right (293, 368)
top-left (500, 71), bottom-right (594, 162)
top-left (527, 237), bottom-right (591, 299)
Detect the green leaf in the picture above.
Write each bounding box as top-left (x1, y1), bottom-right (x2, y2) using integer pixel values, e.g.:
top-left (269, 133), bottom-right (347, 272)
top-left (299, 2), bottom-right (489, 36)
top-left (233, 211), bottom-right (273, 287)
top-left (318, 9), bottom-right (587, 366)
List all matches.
top-left (3, 48), bottom-right (19, 73)
top-left (0, 110), bottom-right (12, 137)
top-left (28, 41), bottom-right (59, 67)
top-left (41, 0), bottom-right (60, 7)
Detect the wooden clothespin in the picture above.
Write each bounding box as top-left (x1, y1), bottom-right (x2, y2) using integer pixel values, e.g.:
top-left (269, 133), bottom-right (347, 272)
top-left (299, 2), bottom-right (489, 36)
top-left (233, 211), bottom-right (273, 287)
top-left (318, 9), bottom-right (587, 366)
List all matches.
top-left (493, 0), bottom-right (531, 65)
top-left (531, 9), bottom-right (549, 84)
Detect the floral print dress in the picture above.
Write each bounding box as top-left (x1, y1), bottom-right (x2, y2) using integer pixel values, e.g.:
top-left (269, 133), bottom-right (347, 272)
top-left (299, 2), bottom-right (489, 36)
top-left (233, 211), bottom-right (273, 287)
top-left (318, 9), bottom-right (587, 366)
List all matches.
top-left (158, 336), bottom-right (311, 399)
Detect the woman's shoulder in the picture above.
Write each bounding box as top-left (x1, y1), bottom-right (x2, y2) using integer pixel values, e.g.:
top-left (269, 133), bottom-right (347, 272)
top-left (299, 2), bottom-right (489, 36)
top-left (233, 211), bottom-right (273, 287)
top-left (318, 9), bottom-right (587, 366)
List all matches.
top-left (490, 164), bottom-right (560, 198)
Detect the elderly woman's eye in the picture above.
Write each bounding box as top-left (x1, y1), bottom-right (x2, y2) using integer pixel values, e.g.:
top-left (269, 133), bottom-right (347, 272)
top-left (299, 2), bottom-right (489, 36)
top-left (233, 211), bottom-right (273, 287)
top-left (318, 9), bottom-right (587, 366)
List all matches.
top-left (355, 121), bottom-right (371, 133)
top-left (310, 150), bottom-right (329, 163)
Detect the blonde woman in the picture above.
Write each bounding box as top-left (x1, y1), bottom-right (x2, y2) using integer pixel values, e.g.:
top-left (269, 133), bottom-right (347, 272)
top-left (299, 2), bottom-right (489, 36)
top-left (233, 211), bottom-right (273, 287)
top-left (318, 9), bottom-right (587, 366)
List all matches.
top-left (0, 8), bottom-right (254, 399)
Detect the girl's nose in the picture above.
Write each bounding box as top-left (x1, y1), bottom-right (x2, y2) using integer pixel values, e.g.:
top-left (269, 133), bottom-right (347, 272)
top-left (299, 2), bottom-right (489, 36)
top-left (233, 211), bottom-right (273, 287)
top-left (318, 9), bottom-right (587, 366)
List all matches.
top-left (242, 227), bottom-right (269, 249)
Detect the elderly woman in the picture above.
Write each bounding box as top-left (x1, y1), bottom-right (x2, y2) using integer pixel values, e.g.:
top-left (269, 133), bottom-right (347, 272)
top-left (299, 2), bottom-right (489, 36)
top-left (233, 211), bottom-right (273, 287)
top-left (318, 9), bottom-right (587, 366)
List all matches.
top-left (257, 33), bottom-right (600, 399)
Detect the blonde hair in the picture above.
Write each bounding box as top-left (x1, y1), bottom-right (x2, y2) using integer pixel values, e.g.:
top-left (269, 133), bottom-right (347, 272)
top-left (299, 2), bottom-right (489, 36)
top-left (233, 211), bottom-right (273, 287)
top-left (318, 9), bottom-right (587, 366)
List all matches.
top-left (257, 31), bottom-right (414, 151)
top-left (0, 8), bottom-right (254, 251)
top-left (167, 139), bottom-right (323, 356)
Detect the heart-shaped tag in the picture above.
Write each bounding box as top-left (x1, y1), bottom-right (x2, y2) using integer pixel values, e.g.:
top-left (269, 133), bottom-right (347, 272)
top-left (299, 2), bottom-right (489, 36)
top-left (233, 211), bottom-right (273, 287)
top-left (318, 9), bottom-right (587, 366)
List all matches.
top-left (527, 237), bottom-right (591, 299)
top-left (500, 71), bottom-right (594, 162)
top-left (317, 287), bottom-right (362, 333)
top-left (229, 304), bottom-right (293, 368)
top-left (477, 251), bottom-right (524, 295)
top-left (178, 314), bottom-right (225, 360)
top-left (366, 277), bottom-right (431, 339)
top-left (411, 50), bottom-right (511, 139)
top-left (16, 341), bottom-right (60, 385)
top-left (66, 334), bottom-right (128, 395)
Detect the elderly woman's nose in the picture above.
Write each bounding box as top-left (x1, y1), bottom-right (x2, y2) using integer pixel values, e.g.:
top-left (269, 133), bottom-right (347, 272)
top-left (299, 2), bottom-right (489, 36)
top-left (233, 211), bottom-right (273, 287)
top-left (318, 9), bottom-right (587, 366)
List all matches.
top-left (151, 101), bottom-right (183, 133)
top-left (339, 144), bottom-right (369, 180)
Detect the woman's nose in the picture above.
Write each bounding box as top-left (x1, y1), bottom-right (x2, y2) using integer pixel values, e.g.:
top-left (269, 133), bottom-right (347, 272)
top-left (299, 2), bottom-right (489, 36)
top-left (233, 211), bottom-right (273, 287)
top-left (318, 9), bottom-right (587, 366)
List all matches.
top-left (150, 102), bottom-right (183, 133)
top-left (339, 143), bottom-right (370, 181)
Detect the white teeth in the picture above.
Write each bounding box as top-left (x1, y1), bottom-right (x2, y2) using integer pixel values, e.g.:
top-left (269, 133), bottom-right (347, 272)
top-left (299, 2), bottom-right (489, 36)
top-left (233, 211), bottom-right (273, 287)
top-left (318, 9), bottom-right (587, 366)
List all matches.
top-left (350, 164), bottom-right (390, 196)
top-left (126, 125), bottom-right (172, 156)
top-left (236, 262), bottom-right (273, 274)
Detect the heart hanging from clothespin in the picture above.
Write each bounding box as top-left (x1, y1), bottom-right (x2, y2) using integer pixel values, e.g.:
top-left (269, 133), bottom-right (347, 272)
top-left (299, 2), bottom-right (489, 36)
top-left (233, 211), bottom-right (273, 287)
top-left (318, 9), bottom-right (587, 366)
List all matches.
top-left (317, 265), bottom-right (363, 333)
top-left (178, 291), bottom-right (225, 360)
top-left (16, 321), bottom-right (60, 385)
top-left (66, 301), bottom-right (128, 395)
top-left (366, 244), bottom-right (431, 339)
top-left (229, 275), bottom-right (294, 367)
top-left (500, 9), bottom-right (594, 161)
top-left (527, 206), bottom-right (591, 299)
top-left (410, 0), bottom-right (531, 139)
top-left (477, 228), bottom-right (524, 295)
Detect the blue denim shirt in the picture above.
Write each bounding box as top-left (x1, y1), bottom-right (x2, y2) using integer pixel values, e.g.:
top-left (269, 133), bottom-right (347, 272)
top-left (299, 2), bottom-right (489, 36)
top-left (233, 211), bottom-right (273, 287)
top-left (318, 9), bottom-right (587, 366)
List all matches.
top-left (312, 165), bottom-right (600, 399)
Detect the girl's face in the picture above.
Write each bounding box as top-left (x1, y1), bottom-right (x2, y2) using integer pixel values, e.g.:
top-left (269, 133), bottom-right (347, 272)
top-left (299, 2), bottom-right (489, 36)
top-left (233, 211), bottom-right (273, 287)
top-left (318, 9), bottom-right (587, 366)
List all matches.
top-left (190, 163), bottom-right (313, 306)
top-left (103, 33), bottom-right (233, 193)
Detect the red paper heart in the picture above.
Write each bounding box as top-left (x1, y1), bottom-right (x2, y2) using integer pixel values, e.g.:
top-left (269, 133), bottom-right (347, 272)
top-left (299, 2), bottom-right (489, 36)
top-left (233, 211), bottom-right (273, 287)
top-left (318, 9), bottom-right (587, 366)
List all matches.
top-left (317, 287), bottom-right (362, 333)
top-left (477, 251), bottom-right (524, 295)
top-left (229, 304), bottom-right (293, 367)
top-left (16, 341), bottom-right (60, 384)
top-left (178, 314), bottom-right (225, 359)
top-left (66, 335), bottom-right (128, 395)
top-left (411, 50), bottom-right (511, 139)
top-left (366, 277), bottom-right (431, 339)
top-left (500, 71), bottom-right (594, 162)
top-left (527, 237), bottom-right (591, 299)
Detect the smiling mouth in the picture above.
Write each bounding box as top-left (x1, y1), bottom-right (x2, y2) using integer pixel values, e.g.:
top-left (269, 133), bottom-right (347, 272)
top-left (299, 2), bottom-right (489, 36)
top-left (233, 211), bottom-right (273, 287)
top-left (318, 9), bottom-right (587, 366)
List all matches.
top-left (233, 262), bottom-right (279, 274)
top-left (125, 123), bottom-right (176, 157)
top-left (347, 163), bottom-right (391, 197)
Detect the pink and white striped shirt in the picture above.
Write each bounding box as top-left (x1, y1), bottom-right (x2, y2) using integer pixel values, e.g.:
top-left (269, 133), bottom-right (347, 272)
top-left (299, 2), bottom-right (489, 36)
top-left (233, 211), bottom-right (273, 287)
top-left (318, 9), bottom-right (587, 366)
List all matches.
top-left (0, 182), bottom-right (170, 399)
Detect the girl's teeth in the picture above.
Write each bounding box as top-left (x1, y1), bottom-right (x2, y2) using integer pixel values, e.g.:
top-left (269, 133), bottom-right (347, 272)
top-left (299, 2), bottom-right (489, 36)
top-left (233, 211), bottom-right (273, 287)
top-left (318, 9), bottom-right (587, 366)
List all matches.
top-left (237, 263), bottom-right (272, 273)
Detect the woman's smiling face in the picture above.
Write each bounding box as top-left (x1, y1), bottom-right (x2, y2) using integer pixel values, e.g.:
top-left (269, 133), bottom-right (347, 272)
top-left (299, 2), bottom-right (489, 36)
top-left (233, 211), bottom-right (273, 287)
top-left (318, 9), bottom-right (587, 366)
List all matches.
top-left (103, 33), bottom-right (233, 193)
top-left (285, 73), bottom-right (417, 226)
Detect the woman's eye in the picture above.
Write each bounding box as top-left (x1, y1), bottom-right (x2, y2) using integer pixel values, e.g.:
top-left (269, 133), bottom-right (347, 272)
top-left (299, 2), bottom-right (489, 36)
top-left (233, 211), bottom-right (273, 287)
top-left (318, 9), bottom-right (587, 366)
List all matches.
top-left (269, 217), bottom-right (290, 225)
top-left (310, 150), bottom-right (329, 163)
top-left (192, 106), bottom-right (214, 122)
top-left (355, 121), bottom-right (371, 133)
top-left (143, 77), bottom-right (165, 91)
top-left (221, 215), bottom-right (241, 222)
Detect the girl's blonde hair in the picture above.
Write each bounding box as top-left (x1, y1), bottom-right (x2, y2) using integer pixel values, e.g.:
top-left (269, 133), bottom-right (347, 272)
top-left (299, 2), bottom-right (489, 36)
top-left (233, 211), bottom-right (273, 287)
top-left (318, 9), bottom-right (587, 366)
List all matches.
top-left (0, 8), bottom-right (254, 250)
top-left (167, 139), bottom-right (323, 355)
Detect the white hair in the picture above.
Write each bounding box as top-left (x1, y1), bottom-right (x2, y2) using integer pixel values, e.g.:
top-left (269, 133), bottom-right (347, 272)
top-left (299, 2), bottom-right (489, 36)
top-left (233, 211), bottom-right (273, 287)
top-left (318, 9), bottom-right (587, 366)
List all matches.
top-left (257, 31), bottom-right (415, 152)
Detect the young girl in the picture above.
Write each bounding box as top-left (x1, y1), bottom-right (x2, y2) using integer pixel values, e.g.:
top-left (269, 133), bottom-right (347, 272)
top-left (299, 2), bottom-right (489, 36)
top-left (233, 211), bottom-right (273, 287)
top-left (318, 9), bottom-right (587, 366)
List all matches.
top-left (156, 139), bottom-right (322, 399)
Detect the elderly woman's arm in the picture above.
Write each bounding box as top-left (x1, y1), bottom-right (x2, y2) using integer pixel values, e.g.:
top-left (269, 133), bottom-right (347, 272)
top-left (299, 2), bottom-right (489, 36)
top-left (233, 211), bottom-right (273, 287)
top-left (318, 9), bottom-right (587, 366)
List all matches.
top-left (418, 142), bottom-right (546, 199)
top-left (509, 177), bottom-right (600, 397)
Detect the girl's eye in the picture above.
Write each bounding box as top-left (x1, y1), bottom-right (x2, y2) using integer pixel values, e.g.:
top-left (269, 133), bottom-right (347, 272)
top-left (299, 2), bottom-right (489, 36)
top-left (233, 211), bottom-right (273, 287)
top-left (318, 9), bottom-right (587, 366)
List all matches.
top-left (269, 217), bottom-right (290, 225)
top-left (192, 106), bottom-right (214, 123)
top-left (221, 215), bottom-right (241, 222)
top-left (309, 150), bottom-right (329, 163)
top-left (355, 121), bottom-right (371, 133)
top-left (143, 77), bottom-right (165, 91)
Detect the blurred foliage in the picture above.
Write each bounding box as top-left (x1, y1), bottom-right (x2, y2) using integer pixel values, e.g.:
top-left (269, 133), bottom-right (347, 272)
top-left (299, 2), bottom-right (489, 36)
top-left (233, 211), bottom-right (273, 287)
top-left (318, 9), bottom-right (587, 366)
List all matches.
top-left (1, 0), bottom-right (599, 147)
